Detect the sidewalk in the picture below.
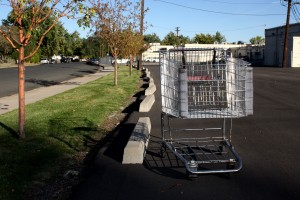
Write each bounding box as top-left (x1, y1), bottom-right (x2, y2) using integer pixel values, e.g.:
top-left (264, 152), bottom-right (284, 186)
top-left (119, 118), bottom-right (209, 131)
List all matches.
top-left (0, 71), bottom-right (112, 115)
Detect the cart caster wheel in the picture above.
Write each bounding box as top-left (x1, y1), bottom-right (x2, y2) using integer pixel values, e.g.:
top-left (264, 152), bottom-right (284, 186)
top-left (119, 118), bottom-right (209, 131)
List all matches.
top-left (218, 141), bottom-right (226, 154)
top-left (218, 145), bottom-right (224, 154)
top-left (160, 149), bottom-right (165, 158)
top-left (160, 144), bottom-right (166, 158)
top-left (186, 171), bottom-right (198, 180)
top-left (226, 162), bottom-right (235, 178)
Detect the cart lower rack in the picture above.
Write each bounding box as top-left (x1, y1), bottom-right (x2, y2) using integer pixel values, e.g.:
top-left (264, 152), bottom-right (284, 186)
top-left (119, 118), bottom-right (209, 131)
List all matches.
top-left (159, 48), bottom-right (253, 177)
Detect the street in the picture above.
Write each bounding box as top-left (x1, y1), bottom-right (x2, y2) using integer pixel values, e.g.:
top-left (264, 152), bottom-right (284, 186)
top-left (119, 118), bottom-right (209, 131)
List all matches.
top-left (0, 62), bottom-right (100, 98)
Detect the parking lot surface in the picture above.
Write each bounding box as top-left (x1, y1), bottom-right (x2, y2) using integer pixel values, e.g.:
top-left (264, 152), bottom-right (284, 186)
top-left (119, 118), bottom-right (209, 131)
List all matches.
top-left (71, 65), bottom-right (300, 200)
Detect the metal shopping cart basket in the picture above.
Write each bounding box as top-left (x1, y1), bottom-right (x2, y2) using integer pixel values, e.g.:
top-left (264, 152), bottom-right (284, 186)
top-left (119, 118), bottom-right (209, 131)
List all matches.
top-left (159, 48), bottom-right (253, 178)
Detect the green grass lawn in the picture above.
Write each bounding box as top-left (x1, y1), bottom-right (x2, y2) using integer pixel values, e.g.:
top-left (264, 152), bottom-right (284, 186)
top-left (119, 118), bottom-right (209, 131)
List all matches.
top-left (0, 66), bottom-right (142, 200)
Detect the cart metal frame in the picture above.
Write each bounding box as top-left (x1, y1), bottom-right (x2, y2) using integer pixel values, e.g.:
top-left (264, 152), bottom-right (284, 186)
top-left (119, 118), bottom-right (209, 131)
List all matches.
top-left (159, 48), bottom-right (253, 177)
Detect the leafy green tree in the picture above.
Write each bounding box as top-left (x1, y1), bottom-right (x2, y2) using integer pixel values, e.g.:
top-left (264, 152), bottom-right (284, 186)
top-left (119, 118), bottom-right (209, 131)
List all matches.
top-left (81, 36), bottom-right (102, 58)
top-left (193, 32), bottom-right (226, 44)
top-left (178, 35), bottom-right (191, 45)
top-left (193, 33), bottom-right (214, 44)
top-left (162, 31), bottom-right (190, 46)
top-left (70, 31), bottom-right (83, 56)
top-left (39, 22), bottom-right (69, 57)
top-left (250, 36), bottom-right (265, 45)
top-left (214, 31), bottom-right (226, 43)
top-left (144, 33), bottom-right (161, 43)
top-left (162, 32), bottom-right (177, 45)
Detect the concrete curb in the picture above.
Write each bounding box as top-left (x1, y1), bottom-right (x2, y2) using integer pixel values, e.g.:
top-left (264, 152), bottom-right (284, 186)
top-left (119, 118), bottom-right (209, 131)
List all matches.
top-left (139, 68), bottom-right (156, 112)
top-left (145, 84), bottom-right (156, 96)
top-left (139, 94), bottom-right (155, 112)
top-left (122, 117), bottom-right (151, 164)
top-left (123, 67), bottom-right (156, 164)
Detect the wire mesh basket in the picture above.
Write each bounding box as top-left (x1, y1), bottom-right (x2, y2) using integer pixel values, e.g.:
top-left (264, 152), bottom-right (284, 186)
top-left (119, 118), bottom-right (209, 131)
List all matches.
top-left (160, 48), bottom-right (253, 119)
top-left (159, 48), bottom-right (253, 177)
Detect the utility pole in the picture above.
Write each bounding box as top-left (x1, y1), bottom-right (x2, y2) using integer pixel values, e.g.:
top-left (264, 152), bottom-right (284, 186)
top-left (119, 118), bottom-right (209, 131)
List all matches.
top-left (175, 27), bottom-right (180, 47)
top-left (138, 0), bottom-right (145, 70)
top-left (175, 27), bottom-right (180, 37)
top-left (282, 0), bottom-right (292, 68)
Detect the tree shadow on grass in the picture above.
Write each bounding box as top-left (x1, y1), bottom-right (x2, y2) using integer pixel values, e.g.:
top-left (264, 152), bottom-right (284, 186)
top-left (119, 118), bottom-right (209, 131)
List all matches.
top-left (48, 117), bottom-right (99, 152)
top-left (0, 122), bottom-right (18, 138)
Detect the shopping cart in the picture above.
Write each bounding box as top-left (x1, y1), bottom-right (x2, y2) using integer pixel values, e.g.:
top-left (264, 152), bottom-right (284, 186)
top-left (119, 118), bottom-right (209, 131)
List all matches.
top-left (159, 48), bottom-right (253, 178)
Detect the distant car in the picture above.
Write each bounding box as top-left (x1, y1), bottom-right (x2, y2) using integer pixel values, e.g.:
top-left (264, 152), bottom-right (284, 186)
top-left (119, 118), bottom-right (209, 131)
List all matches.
top-left (61, 57), bottom-right (71, 63)
top-left (91, 59), bottom-right (99, 65)
top-left (112, 59), bottom-right (129, 65)
top-left (49, 59), bottom-right (57, 64)
top-left (40, 58), bottom-right (49, 64)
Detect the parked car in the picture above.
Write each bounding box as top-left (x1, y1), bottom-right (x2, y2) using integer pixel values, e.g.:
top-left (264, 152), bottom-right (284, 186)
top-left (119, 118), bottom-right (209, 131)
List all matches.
top-left (61, 57), bottom-right (71, 63)
top-left (40, 58), bottom-right (49, 64)
top-left (91, 59), bottom-right (99, 65)
top-left (111, 58), bottom-right (129, 65)
top-left (49, 59), bottom-right (57, 64)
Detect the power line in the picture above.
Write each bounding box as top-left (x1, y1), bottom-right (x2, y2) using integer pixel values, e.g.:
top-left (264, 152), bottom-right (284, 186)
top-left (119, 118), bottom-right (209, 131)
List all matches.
top-left (196, 0), bottom-right (278, 5)
top-left (292, 5), bottom-right (300, 21)
top-left (153, 0), bottom-right (285, 16)
top-left (151, 24), bottom-right (267, 34)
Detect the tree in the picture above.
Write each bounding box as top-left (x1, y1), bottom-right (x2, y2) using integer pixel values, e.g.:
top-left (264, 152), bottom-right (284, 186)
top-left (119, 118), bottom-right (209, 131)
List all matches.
top-left (121, 28), bottom-right (144, 76)
top-left (81, 36), bottom-right (102, 58)
top-left (214, 31), bottom-right (226, 43)
top-left (70, 31), bottom-right (83, 56)
top-left (161, 32), bottom-right (177, 45)
top-left (193, 33), bottom-right (214, 44)
top-left (88, 0), bottom-right (141, 85)
top-left (39, 22), bottom-right (69, 58)
top-left (0, 0), bottom-right (84, 138)
top-left (144, 33), bottom-right (161, 44)
top-left (178, 35), bottom-right (191, 45)
top-left (192, 32), bottom-right (226, 44)
top-left (161, 32), bottom-right (190, 46)
top-left (250, 36), bottom-right (265, 45)
top-left (0, 27), bottom-right (14, 61)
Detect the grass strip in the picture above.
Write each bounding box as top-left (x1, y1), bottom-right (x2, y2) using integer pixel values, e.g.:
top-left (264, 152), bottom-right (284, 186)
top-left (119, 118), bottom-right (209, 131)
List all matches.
top-left (0, 66), bottom-right (141, 200)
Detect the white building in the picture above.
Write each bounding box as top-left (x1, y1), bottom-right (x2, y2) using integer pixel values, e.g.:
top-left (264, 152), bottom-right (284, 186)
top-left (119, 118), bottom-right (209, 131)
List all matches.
top-left (142, 43), bottom-right (173, 62)
top-left (265, 23), bottom-right (300, 67)
top-left (142, 43), bottom-right (264, 64)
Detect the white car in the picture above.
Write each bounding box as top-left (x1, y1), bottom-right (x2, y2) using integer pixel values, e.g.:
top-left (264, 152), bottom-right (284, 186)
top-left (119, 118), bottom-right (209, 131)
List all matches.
top-left (40, 58), bottom-right (49, 64)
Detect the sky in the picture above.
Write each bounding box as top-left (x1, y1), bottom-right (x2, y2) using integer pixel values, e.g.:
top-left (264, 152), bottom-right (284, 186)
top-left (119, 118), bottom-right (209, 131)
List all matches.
top-left (0, 0), bottom-right (299, 43)
top-left (143, 0), bottom-right (294, 43)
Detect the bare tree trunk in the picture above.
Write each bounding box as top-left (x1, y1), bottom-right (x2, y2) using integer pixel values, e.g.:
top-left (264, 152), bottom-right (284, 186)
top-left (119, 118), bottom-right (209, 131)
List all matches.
top-left (129, 55), bottom-right (133, 76)
top-left (114, 55), bottom-right (118, 85)
top-left (18, 46), bottom-right (25, 139)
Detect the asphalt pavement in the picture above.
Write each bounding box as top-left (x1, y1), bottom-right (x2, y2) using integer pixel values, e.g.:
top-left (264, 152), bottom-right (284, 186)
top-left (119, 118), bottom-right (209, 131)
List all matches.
top-left (1, 63), bottom-right (299, 199)
top-left (70, 65), bottom-right (300, 200)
